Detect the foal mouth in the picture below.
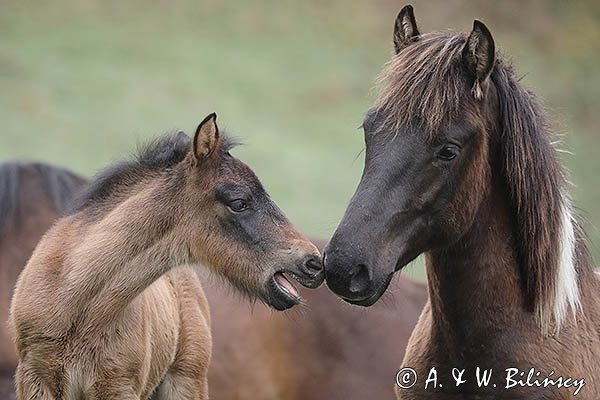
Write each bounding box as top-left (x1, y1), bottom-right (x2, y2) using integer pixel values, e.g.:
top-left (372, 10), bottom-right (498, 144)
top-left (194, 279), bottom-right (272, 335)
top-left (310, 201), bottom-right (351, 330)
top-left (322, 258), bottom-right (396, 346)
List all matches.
top-left (265, 271), bottom-right (301, 310)
top-left (266, 270), bottom-right (316, 311)
top-left (274, 271), bottom-right (301, 298)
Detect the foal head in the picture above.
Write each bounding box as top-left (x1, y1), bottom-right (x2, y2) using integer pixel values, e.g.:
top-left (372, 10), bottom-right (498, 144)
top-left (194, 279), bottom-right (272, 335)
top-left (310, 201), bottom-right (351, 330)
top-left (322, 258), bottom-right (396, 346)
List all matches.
top-left (78, 113), bottom-right (323, 311)
top-left (181, 114), bottom-right (324, 310)
top-left (324, 5), bottom-right (579, 330)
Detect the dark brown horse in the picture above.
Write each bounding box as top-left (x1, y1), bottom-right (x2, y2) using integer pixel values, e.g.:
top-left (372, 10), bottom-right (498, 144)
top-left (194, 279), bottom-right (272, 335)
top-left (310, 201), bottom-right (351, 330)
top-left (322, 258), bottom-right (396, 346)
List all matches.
top-left (324, 5), bottom-right (599, 399)
top-left (0, 162), bottom-right (86, 400)
top-left (0, 161), bottom-right (426, 399)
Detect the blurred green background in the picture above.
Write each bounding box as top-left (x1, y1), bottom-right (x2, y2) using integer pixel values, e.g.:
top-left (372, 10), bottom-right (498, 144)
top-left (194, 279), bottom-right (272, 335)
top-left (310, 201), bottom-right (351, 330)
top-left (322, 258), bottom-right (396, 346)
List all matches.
top-left (1, 1), bottom-right (599, 280)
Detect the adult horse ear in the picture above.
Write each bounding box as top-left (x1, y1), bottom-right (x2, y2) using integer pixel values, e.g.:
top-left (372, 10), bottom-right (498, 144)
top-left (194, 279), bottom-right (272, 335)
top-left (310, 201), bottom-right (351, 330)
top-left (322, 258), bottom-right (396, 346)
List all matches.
top-left (192, 112), bottom-right (220, 163)
top-left (462, 20), bottom-right (495, 100)
top-left (393, 5), bottom-right (420, 54)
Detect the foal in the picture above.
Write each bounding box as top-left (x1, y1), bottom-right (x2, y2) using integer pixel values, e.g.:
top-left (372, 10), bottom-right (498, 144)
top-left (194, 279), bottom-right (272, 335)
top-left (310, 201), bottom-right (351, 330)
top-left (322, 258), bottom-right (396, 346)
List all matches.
top-left (9, 113), bottom-right (323, 400)
top-left (325, 5), bottom-right (600, 399)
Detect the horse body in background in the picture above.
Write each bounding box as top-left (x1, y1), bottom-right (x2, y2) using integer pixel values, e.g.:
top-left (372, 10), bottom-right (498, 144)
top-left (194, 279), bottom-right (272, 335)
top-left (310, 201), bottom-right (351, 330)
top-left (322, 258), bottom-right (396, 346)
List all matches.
top-left (206, 269), bottom-right (425, 400)
top-left (324, 5), bottom-right (600, 399)
top-left (0, 162), bottom-right (86, 399)
top-left (9, 113), bottom-right (323, 400)
top-left (0, 160), bottom-right (426, 399)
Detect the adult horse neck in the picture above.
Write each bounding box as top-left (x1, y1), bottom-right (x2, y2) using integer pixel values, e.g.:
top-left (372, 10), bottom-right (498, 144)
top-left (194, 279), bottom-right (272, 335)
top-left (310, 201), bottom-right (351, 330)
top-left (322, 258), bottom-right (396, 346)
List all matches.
top-left (416, 172), bottom-right (599, 398)
top-left (426, 178), bottom-right (529, 341)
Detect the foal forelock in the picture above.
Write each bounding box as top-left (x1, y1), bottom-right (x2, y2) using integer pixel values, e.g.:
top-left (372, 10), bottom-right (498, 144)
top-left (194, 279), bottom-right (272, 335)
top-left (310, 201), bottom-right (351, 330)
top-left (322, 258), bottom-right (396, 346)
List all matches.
top-left (376, 30), bottom-right (587, 334)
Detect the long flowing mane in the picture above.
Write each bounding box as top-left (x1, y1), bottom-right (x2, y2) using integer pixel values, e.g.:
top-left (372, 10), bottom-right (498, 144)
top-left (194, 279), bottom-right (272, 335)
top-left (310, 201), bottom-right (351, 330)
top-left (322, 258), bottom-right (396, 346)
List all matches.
top-left (376, 31), bottom-right (591, 333)
top-left (0, 161), bottom-right (86, 233)
top-left (493, 64), bottom-right (585, 333)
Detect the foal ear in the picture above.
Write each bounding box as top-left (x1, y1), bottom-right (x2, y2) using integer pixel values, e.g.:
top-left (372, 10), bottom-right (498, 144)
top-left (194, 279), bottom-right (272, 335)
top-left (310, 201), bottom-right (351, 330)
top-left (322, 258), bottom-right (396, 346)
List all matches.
top-left (393, 5), bottom-right (420, 54)
top-left (192, 112), bottom-right (220, 163)
top-left (462, 20), bottom-right (495, 100)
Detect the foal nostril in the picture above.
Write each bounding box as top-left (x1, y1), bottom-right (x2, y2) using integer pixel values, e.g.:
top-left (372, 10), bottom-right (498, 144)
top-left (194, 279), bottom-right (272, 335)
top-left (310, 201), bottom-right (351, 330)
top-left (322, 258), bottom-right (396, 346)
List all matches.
top-left (303, 256), bottom-right (323, 274)
top-left (349, 264), bottom-right (370, 294)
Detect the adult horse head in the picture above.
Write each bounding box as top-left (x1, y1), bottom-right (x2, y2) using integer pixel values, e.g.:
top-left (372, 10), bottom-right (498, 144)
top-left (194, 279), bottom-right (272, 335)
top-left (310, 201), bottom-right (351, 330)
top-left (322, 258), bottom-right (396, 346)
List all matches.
top-left (324, 5), bottom-right (584, 330)
top-left (324, 7), bottom-right (509, 307)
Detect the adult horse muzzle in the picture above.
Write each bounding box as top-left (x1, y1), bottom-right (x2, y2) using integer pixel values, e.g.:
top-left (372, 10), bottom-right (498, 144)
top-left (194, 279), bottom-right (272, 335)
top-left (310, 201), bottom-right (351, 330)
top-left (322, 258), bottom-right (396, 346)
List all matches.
top-left (322, 238), bottom-right (393, 305)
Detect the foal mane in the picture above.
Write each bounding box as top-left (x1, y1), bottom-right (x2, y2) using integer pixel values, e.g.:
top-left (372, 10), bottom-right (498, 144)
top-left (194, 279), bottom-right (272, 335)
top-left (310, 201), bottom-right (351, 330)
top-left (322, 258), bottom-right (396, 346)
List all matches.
top-left (72, 131), bottom-right (237, 215)
top-left (376, 31), bottom-right (588, 333)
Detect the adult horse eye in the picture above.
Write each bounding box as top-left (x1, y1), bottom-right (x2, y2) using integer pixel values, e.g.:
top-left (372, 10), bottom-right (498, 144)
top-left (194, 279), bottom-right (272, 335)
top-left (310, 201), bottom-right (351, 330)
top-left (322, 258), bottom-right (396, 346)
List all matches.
top-left (228, 199), bottom-right (248, 213)
top-left (437, 144), bottom-right (460, 161)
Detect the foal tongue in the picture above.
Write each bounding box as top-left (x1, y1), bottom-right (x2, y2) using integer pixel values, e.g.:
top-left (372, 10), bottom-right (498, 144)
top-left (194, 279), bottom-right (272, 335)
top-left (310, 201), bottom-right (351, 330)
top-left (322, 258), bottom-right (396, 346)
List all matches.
top-left (274, 272), bottom-right (299, 298)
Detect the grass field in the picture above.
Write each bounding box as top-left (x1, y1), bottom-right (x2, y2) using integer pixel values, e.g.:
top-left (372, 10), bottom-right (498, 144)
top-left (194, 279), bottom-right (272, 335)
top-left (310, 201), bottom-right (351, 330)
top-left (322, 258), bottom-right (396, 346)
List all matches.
top-left (1, 1), bottom-right (599, 280)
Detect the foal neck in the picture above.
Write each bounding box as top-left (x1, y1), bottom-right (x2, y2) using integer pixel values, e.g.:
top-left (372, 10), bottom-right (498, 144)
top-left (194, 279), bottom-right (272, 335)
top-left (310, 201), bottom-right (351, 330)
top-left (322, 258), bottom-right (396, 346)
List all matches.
top-left (63, 172), bottom-right (189, 324)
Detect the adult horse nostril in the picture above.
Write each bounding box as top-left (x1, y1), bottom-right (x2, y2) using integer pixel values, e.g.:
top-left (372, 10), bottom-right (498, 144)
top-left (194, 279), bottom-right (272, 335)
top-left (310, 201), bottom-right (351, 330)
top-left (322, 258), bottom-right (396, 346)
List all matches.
top-left (303, 256), bottom-right (323, 274)
top-left (349, 264), bottom-right (370, 294)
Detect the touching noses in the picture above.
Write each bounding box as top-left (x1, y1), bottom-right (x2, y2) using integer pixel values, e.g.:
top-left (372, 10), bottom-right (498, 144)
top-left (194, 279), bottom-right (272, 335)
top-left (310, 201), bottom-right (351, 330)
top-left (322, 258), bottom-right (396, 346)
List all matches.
top-left (300, 254), bottom-right (324, 277)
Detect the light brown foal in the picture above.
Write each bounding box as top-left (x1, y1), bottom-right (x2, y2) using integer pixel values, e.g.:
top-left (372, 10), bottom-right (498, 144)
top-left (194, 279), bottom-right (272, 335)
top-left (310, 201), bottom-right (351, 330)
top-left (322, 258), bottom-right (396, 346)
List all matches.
top-left (9, 113), bottom-right (323, 399)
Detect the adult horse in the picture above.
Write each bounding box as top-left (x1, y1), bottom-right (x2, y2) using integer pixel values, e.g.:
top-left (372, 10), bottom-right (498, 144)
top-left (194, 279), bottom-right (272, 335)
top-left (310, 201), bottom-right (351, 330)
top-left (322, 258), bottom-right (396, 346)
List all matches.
top-left (0, 161), bottom-right (427, 399)
top-left (324, 5), bottom-right (598, 399)
top-left (0, 162), bottom-right (86, 400)
top-left (9, 113), bottom-right (323, 400)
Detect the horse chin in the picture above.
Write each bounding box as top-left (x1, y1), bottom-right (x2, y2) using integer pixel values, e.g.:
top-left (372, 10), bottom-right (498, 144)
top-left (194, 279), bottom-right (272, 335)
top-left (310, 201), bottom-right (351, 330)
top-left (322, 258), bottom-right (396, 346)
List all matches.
top-left (393, 246), bottom-right (422, 272)
top-left (343, 272), bottom-right (394, 307)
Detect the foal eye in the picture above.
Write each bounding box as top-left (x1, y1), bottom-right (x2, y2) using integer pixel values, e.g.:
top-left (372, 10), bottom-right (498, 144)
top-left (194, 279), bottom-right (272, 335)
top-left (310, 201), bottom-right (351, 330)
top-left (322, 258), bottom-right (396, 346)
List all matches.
top-left (436, 144), bottom-right (460, 161)
top-left (228, 199), bottom-right (249, 213)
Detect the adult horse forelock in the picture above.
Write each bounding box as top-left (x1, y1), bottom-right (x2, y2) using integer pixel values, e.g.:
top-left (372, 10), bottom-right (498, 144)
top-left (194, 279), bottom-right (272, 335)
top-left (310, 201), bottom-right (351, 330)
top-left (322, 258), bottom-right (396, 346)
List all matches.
top-left (9, 113), bottom-right (323, 400)
top-left (324, 5), bottom-right (599, 398)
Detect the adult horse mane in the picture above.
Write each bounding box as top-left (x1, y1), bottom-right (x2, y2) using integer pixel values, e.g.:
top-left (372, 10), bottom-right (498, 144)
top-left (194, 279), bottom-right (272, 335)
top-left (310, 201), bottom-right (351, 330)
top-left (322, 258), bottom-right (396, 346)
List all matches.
top-left (324, 5), bottom-right (599, 398)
